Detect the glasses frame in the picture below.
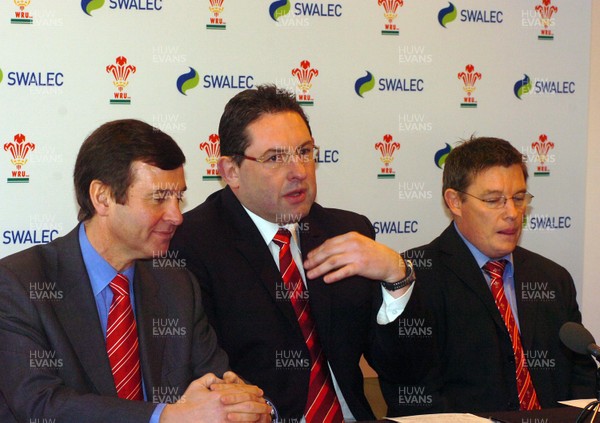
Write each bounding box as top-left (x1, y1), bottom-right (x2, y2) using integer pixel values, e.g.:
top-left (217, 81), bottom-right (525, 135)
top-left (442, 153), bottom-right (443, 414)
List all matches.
top-left (456, 190), bottom-right (534, 209)
top-left (235, 143), bottom-right (320, 168)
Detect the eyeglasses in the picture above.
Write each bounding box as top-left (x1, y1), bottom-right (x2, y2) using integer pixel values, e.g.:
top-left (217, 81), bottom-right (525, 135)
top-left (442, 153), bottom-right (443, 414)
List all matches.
top-left (235, 144), bottom-right (320, 170)
top-left (456, 190), bottom-right (534, 209)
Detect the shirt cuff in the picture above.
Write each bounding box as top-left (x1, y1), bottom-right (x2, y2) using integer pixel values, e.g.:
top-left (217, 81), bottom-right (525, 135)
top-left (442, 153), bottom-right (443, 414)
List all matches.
top-left (376, 282), bottom-right (415, 325)
top-left (150, 403), bottom-right (167, 423)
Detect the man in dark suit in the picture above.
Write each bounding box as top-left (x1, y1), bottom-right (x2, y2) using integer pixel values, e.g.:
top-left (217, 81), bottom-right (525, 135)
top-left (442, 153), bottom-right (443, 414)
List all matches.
top-left (0, 120), bottom-right (271, 423)
top-left (377, 137), bottom-right (596, 416)
top-left (171, 85), bottom-right (415, 422)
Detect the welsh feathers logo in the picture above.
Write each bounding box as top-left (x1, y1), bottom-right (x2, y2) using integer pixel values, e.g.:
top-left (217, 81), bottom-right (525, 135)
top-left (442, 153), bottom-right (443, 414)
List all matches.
top-left (378, 0), bottom-right (403, 36)
top-left (177, 67), bottom-right (200, 95)
top-left (531, 134), bottom-right (555, 176)
top-left (535, 0), bottom-right (558, 40)
top-left (106, 56), bottom-right (136, 105)
top-left (438, 2), bottom-right (457, 28)
top-left (4, 133), bottom-right (35, 183)
top-left (269, 0), bottom-right (291, 21)
top-left (458, 64), bottom-right (482, 108)
top-left (434, 143), bottom-right (452, 169)
top-left (81, 0), bottom-right (104, 16)
top-left (355, 71), bottom-right (375, 98)
top-left (12, 0), bottom-right (33, 24)
top-left (199, 134), bottom-right (221, 181)
top-left (292, 60), bottom-right (318, 106)
top-left (514, 74), bottom-right (532, 99)
top-left (375, 134), bottom-right (400, 179)
top-left (207, 0), bottom-right (226, 30)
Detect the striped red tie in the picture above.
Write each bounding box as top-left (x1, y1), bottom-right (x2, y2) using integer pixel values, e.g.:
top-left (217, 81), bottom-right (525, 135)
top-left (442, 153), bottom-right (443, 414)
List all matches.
top-left (483, 260), bottom-right (540, 411)
top-left (273, 228), bottom-right (344, 423)
top-left (106, 274), bottom-right (143, 401)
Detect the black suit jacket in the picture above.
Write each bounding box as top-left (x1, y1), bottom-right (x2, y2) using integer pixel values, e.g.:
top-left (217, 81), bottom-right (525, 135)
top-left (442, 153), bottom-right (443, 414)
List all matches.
top-left (0, 226), bottom-right (228, 423)
top-left (380, 223), bottom-right (596, 415)
top-left (170, 186), bottom-right (380, 420)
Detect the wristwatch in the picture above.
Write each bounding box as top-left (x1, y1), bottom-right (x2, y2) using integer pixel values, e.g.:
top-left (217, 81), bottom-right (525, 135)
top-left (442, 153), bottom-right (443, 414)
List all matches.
top-left (380, 257), bottom-right (415, 291)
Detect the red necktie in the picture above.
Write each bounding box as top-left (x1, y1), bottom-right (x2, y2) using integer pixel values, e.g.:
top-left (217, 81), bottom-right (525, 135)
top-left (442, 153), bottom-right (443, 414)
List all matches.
top-left (483, 260), bottom-right (540, 411)
top-left (106, 274), bottom-right (143, 400)
top-left (273, 228), bottom-right (344, 423)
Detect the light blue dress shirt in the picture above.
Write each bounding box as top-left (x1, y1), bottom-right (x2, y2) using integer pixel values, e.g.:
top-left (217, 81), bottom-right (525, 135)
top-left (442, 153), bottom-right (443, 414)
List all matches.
top-left (78, 224), bottom-right (165, 422)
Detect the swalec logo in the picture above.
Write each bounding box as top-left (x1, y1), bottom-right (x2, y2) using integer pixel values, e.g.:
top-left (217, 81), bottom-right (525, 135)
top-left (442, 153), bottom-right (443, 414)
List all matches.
top-left (437, 2), bottom-right (456, 28)
top-left (438, 2), bottom-right (503, 27)
top-left (177, 67), bottom-right (199, 95)
top-left (355, 71), bottom-right (375, 97)
top-left (513, 74), bottom-right (532, 99)
top-left (434, 143), bottom-right (452, 169)
top-left (269, 0), bottom-right (291, 21)
top-left (81, 0), bottom-right (104, 16)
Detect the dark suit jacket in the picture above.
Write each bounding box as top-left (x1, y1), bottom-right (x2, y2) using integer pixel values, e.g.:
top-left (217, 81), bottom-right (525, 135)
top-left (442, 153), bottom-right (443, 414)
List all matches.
top-left (170, 186), bottom-right (380, 420)
top-left (0, 226), bottom-right (228, 423)
top-left (379, 223), bottom-right (596, 416)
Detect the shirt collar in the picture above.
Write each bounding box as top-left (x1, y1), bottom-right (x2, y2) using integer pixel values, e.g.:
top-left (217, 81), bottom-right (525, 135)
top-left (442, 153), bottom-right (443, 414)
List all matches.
top-left (453, 221), bottom-right (513, 270)
top-left (242, 206), bottom-right (300, 247)
top-left (78, 223), bottom-right (135, 295)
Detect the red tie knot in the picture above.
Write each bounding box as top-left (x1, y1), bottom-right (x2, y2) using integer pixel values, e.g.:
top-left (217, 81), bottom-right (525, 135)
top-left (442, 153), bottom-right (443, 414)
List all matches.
top-left (273, 228), bottom-right (292, 248)
top-left (483, 259), bottom-right (508, 276)
top-left (109, 274), bottom-right (130, 298)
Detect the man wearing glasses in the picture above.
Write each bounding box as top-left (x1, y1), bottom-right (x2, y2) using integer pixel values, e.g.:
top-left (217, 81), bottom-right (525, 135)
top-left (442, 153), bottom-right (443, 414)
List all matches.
top-left (378, 137), bottom-right (596, 416)
top-left (170, 85), bottom-right (415, 422)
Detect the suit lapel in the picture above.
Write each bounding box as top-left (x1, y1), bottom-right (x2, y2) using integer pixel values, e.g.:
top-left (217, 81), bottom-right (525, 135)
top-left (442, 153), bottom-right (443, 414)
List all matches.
top-left (513, 249), bottom-right (538, 349)
top-left (440, 225), bottom-right (509, 334)
top-left (134, 261), bottom-right (167, 397)
top-left (50, 227), bottom-right (117, 396)
top-left (222, 188), bottom-right (301, 335)
top-left (299, 209), bottom-right (332, 352)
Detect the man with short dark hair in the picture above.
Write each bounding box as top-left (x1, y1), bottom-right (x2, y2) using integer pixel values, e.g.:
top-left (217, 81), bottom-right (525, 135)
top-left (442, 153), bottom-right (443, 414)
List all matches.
top-left (0, 119), bottom-right (271, 423)
top-left (171, 85), bottom-right (415, 422)
top-left (378, 137), bottom-right (596, 415)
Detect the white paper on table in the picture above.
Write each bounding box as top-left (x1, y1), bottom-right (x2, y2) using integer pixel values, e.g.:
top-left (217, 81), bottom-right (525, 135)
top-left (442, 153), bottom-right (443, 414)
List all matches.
top-left (384, 413), bottom-right (491, 422)
top-left (558, 398), bottom-right (597, 409)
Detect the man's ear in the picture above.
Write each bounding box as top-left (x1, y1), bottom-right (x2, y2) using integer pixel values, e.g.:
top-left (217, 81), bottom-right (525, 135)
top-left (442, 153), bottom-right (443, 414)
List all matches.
top-left (218, 156), bottom-right (241, 189)
top-left (89, 180), bottom-right (113, 216)
top-left (444, 189), bottom-right (463, 218)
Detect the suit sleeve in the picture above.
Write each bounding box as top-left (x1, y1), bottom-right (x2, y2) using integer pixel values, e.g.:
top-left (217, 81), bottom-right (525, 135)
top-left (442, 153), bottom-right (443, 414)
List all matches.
top-left (561, 272), bottom-right (597, 399)
top-left (369, 271), bottom-right (445, 416)
top-left (187, 270), bottom-right (229, 379)
top-left (0, 264), bottom-right (157, 423)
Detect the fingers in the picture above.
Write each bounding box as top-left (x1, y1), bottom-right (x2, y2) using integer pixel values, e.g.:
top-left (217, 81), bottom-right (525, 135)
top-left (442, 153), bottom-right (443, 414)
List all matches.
top-left (210, 382), bottom-right (264, 397)
top-left (224, 397), bottom-right (272, 422)
top-left (305, 232), bottom-right (358, 266)
top-left (304, 231), bottom-right (406, 283)
top-left (222, 370), bottom-right (244, 384)
top-left (220, 391), bottom-right (266, 406)
top-left (192, 373), bottom-right (223, 389)
top-left (304, 232), bottom-right (370, 282)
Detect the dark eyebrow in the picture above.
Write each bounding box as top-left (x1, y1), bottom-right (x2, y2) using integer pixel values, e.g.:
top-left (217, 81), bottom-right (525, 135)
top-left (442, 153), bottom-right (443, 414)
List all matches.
top-left (479, 188), bottom-right (526, 196)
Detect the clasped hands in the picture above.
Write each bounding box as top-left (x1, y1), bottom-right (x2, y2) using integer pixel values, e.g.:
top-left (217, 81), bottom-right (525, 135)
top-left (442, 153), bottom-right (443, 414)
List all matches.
top-left (161, 371), bottom-right (272, 423)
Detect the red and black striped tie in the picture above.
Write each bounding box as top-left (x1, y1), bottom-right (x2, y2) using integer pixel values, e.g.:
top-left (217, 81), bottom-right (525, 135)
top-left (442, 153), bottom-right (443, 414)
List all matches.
top-left (273, 228), bottom-right (343, 422)
top-left (483, 260), bottom-right (540, 411)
